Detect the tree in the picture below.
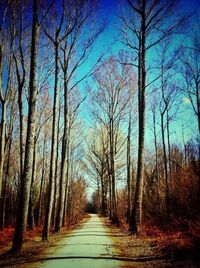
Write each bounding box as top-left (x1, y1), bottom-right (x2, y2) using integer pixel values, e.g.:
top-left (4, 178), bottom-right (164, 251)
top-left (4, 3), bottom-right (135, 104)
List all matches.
top-left (55, 0), bottom-right (102, 233)
top-left (182, 28), bottom-right (200, 191)
top-left (11, 0), bottom-right (40, 253)
top-left (90, 57), bottom-right (133, 223)
top-left (11, 0), bottom-right (29, 180)
top-left (121, 0), bottom-right (184, 233)
top-left (0, 2), bottom-right (13, 230)
top-left (86, 127), bottom-right (109, 216)
top-left (1, 88), bottom-right (16, 230)
top-left (126, 112), bottom-right (132, 223)
top-left (42, 0), bottom-right (68, 241)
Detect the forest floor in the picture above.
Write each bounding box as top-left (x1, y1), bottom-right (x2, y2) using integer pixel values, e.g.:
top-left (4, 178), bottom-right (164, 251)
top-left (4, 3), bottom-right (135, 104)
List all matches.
top-left (107, 218), bottom-right (200, 267)
top-left (0, 214), bottom-right (200, 268)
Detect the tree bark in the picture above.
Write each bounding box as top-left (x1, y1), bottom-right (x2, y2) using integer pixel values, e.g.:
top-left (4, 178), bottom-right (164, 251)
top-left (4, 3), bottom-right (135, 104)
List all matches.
top-left (28, 140), bottom-right (37, 230)
top-left (18, 87), bottom-right (25, 180)
top-left (37, 138), bottom-right (46, 226)
top-left (152, 106), bottom-right (160, 207)
top-left (55, 72), bottom-right (69, 233)
top-left (0, 44), bottom-right (10, 230)
top-left (126, 115), bottom-right (131, 223)
top-left (0, 45), bottom-right (6, 202)
top-left (1, 122), bottom-right (13, 230)
top-left (63, 130), bottom-right (70, 227)
top-left (11, 0), bottom-right (40, 253)
top-left (161, 110), bottom-right (170, 219)
top-left (129, 1), bottom-right (146, 233)
top-left (43, 40), bottom-right (59, 241)
top-left (52, 105), bottom-right (60, 228)
top-left (110, 116), bottom-right (118, 224)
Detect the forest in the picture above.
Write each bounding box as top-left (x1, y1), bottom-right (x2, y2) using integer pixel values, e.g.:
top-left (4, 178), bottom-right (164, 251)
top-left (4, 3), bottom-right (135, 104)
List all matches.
top-left (0, 0), bottom-right (199, 266)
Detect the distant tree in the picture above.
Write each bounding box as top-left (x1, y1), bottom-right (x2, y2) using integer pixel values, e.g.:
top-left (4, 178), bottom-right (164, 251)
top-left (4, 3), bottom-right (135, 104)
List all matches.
top-left (90, 57), bottom-right (133, 223)
top-left (87, 127), bottom-right (109, 216)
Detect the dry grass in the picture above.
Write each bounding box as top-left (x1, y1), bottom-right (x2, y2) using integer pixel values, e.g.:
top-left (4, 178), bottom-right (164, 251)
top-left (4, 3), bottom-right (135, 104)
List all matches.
top-left (0, 226), bottom-right (15, 251)
top-left (104, 217), bottom-right (200, 268)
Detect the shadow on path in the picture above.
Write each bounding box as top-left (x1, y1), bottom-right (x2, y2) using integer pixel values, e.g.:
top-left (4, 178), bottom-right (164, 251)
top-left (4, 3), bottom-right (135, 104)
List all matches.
top-left (0, 254), bottom-right (170, 267)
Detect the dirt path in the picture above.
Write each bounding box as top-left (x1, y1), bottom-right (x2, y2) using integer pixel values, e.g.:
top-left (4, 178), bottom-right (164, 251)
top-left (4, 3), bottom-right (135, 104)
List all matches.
top-left (36, 214), bottom-right (121, 268)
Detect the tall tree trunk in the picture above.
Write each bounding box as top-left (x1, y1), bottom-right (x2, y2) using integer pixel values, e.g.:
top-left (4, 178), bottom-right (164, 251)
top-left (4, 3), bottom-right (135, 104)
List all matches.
top-left (0, 45), bottom-right (8, 230)
top-left (195, 81), bottom-right (200, 195)
top-left (1, 89), bottom-right (15, 230)
top-left (63, 133), bottom-right (70, 227)
top-left (100, 164), bottom-right (107, 216)
top-left (52, 108), bottom-right (60, 228)
top-left (12, 3), bottom-right (26, 181)
top-left (160, 68), bottom-right (170, 219)
top-left (161, 112), bottom-right (169, 218)
top-left (161, 110), bottom-right (169, 219)
top-left (43, 41), bottom-right (59, 241)
top-left (106, 153), bottom-right (112, 220)
top-left (166, 109), bottom-right (173, 212)
top-left (55, 73), bottom-right (68, 233)
top-left (38, 137), bottom-right (46, 226)
top-left (18, 91), bottom-right (25, 179)
top-left (126, 115), bottom-right (131, 223)
top-left (63, 124), bottom-right (72, 226)
top-left (11, 0), bottom-right (40, 253)
top-left (152, 107), bottom-right (160, 208)
top-left (1, 125), bottom-right (13, 230)
top-left (51, 170), bottom-right (57, 228)
top-left (196, 81), bottom-right (200, 135)
top-left (0, 45), bottom-right (6, 203)
top-left (110, 118), bottom-right (118, 224)
top-left (28, 140), bottom-right (37, 230)
top-left (0, 100), bottom-right (6, 228)
top-left (129, 2), bottom-right (146, 233)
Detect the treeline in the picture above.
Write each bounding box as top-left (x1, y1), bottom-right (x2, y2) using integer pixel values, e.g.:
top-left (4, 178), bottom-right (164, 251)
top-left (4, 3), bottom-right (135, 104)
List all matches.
top-left (85, 0), bottom-right (200, 233)
top-left (0, 0), bottom-right (100, 253)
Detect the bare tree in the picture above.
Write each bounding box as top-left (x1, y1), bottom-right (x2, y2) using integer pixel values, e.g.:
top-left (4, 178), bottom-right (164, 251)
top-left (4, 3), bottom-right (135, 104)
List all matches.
top-left (0, 85), bottom-right (16, 231)
top-left (10, 0), bottom-right (29, 180)
top-left (90, 57), bottom-right (133, 223)
top-left (86, 128), bottom-right (109, 216)
top-left (11, 0), bottom-right (40, 253)
top-left (55, 0), bottom-right (102, 233)
top-left (182, 28), bottom-right (200, 191)
top-left (0, 2), bottom-right (13, 229)
top-left (42, 0), bottom-right (71, 241)
top-left (121, 0), bottom-right (184, 233)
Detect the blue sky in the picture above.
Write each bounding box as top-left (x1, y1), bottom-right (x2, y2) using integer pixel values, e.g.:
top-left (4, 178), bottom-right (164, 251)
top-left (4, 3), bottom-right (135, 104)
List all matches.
top-left (80, 0), bottom-right (199, 141)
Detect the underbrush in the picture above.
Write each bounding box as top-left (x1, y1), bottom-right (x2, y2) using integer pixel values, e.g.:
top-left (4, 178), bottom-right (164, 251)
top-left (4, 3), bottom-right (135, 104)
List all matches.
top-left (116, 215), bottom-right (200, 264)
top-left (142, 217), bottom-right (200, 264)
top-left (0, 226), bottom-right (14, 249)
top-left (0, 226), bottom-right (43, 252)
